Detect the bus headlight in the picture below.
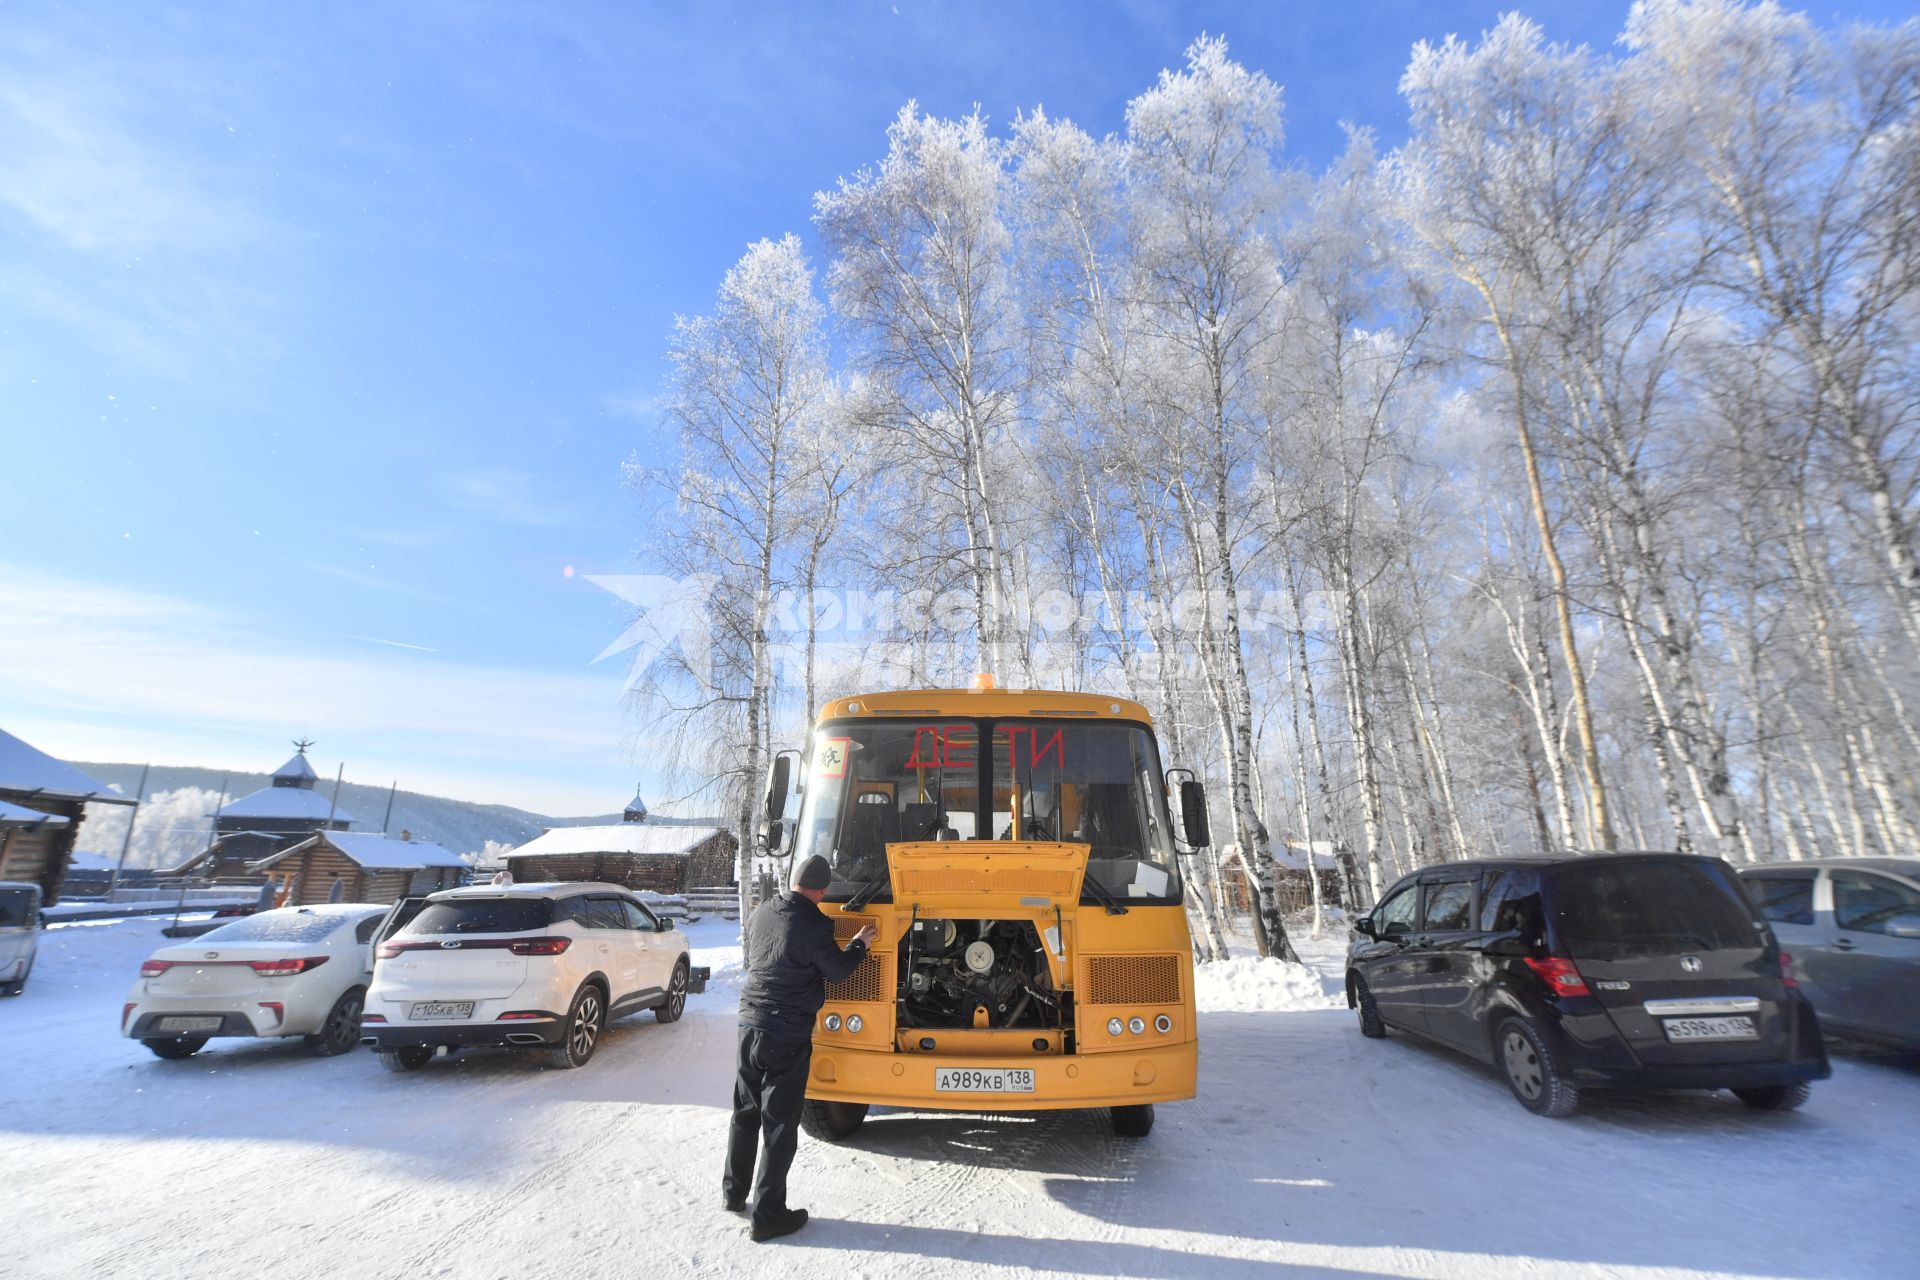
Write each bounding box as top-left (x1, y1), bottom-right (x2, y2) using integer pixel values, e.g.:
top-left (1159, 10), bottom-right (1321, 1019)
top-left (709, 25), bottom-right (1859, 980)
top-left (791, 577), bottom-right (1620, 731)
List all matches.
top-left (1128, 1017), bottom-right (1146, 1035)
top-left (1107, 1017), bottom-right (1124, 1037)
top-left (846, 1014), bottom-right (863, 1034)
top-left (1154, 1014), bottom-right (1172, 1034)
top-left (824, 1013), bottom-right (842, 1032)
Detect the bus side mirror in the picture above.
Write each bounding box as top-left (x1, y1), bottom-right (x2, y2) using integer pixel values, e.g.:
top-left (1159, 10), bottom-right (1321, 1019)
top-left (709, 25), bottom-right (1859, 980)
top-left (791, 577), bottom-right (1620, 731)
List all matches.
top-left (765, 753), bottom-right (793, 822)
top-left (1167, 770), bottom-right (1210, 850)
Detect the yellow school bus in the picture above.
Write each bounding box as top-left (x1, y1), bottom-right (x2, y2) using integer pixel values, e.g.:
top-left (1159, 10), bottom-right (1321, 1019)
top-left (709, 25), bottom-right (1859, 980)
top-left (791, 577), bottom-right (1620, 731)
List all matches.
top-left (763, 680), bottom-right (1206, 1140)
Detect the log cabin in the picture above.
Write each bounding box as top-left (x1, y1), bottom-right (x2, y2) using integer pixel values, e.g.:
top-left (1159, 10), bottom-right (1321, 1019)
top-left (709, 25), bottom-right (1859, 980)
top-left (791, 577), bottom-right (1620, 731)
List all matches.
top-left (249, 830), bottom-right (469, 906)
top-left (159, 742), bottom-right (361, 885)
top-left (502, 796), bottom-right (736, 894)
top-left (0, 729), bottom-right (135, 904)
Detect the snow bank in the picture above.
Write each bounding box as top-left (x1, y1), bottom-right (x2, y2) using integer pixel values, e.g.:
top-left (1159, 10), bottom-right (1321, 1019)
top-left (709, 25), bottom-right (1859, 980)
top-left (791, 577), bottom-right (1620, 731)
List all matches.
top-left (1194, 954), bottom-right (1341, 1012)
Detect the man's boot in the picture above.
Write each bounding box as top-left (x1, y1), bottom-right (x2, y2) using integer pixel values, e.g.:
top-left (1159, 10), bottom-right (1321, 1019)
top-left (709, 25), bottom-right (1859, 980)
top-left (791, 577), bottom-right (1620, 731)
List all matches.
top-left (749, 1208), bottom-right (808, 1242)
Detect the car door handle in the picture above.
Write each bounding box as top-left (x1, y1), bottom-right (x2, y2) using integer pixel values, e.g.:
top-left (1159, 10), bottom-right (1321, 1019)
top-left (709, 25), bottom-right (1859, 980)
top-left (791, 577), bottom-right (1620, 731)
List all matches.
top-left (1832, 939), bottom-right (1856, 952)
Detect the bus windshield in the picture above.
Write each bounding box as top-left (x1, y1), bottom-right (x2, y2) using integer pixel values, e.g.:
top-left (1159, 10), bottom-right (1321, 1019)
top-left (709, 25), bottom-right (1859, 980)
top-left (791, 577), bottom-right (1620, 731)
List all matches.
top-left (792, 718), bottom-right (1181, 906)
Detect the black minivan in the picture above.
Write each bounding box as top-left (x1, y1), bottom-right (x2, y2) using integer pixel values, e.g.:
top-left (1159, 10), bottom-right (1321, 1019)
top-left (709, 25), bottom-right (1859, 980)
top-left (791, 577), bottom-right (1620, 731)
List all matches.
top-left (1346, 853), bottom-right (1829, 1117)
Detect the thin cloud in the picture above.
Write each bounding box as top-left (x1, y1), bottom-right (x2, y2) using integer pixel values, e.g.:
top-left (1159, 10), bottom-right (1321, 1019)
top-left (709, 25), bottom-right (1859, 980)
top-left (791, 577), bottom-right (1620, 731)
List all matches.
top-left (605, 391), bottom-right (667, 423)
top-left (343, 634), bottom-right (439, 653)
top-left (441, 467), bottom-right (563, 526)
top-left (307, 564), bottom-right (474, 612)
top-left (0, 564), bottom-right (632, 797)
top-left (0, 22), bottom-right (295, 373)
top-left (348, 526), bottom-right (449, 551)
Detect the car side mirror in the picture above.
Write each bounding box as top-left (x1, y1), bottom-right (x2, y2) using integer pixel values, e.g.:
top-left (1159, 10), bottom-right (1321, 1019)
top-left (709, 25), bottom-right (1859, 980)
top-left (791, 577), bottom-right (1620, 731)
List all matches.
top-left (1885, 913), bottom-right (1920, 940)
top-left (1483, 936), bottom-right (1531, 958)
top-left (1354, 918), bottom-right (1376, 940)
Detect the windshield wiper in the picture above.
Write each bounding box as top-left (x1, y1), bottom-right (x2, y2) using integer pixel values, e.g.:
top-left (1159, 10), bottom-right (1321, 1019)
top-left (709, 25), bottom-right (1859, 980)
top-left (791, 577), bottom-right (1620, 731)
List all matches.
top-left (843, 876), bottom-right (890, 912)
top-left (1080, 874), bottom-right (1129, 916)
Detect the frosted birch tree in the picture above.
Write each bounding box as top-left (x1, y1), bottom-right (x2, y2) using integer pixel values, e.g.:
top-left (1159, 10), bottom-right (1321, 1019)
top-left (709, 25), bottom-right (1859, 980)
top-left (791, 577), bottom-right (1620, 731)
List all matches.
top-left (655, 234), bottom-right (832, 927)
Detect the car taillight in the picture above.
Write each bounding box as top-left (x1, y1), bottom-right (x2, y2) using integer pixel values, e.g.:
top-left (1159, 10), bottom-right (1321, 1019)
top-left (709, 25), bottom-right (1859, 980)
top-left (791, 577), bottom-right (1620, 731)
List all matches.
top-left (122, 1002), bottom-right (136, 1029)
top-left (1779, 951), bottom-right (1798, 988)
top-left (496, 1011), bottom-right (547, 1021)
top-left (362, 1014), bottom-right (387, 1023)
top-left (509, 937), bottom-right (571, 956)
top-left (1524, 955), bottom-right (1591, 997)
top-left (249, 956), bottom-right (328, 977)
top-left (140, 959), bottom-right (174, 978)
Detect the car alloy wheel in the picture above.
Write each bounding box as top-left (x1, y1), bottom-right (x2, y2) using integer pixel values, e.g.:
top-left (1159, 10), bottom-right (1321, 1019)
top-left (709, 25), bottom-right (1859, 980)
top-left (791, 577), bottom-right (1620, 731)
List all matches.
top-left (548, 985), bottom-right (605, 1069)
top-left (656, 960), bottom-right (688, 1024)
top-left (570, 990), bottom-right (602, 1060)
top-left (309, 987), bottom-right (365, 1056)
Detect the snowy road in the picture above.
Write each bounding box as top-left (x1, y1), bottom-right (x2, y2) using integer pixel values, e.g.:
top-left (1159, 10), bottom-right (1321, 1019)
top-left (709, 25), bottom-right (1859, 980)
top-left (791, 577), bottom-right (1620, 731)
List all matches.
top-left (1, 919), bottom-right (1913, 1279)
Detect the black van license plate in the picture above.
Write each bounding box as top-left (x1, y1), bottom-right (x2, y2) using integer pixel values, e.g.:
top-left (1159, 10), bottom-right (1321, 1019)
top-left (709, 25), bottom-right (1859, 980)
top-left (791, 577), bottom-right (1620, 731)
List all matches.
top-left (1662, 1015), bottom-right (1756, 1042)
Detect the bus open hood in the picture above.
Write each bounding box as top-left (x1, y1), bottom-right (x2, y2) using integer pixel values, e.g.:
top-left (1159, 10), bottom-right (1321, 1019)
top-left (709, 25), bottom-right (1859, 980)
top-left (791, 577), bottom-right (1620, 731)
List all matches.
top-left (883, 840), bottom-right (1088, 914)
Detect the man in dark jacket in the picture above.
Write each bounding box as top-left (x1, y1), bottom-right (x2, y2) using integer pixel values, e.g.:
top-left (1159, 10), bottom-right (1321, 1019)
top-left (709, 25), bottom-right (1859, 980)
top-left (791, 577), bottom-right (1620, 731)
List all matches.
top-left (724, 854), bottom-right (877, 1242)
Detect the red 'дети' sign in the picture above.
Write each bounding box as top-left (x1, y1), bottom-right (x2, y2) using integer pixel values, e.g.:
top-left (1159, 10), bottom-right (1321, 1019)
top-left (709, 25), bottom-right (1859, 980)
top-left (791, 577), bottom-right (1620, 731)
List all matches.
top-left (905, 726), bottom-right (1065, 769)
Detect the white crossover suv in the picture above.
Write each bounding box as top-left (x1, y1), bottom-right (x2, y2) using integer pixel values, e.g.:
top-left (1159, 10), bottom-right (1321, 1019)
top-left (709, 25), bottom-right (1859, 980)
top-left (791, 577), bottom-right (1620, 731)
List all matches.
top-left (361, 881), bottom-right (706, 1071)
top-left (122, 904), bottom-right (386, 1058)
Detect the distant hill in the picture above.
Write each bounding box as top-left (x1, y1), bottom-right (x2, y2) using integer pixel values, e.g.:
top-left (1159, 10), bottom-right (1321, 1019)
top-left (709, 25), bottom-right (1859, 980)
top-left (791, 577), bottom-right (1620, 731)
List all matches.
top-left (70, 761), bottom-right (725, 860)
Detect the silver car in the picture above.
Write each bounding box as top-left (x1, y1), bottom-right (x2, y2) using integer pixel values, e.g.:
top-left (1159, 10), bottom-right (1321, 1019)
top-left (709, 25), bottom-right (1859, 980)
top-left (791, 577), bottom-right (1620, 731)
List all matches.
top-left (1740, 858), bottom-right (1920, 1050)
top-left (0, 881), bottom-right (44, 996)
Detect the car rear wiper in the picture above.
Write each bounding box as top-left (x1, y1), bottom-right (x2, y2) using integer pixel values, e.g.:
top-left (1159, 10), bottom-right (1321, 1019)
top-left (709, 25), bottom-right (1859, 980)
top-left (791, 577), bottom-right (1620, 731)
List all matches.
top-left (1080, 874), bottom-right (1129, 916)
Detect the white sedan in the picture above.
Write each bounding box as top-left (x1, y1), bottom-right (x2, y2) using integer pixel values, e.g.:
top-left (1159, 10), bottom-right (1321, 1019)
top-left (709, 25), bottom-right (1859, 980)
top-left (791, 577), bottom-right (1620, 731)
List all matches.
top-left (123, 904), bottom-right (387, 1059)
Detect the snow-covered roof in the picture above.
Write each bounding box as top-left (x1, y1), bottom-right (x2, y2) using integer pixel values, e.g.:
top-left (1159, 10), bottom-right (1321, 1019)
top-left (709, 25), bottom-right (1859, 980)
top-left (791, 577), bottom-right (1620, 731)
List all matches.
top-left (219, 784), bottom-right (356, 824)
top-left (1274, 842), bottom-right (1345, 872)
top-left (0, 729), bottom-right (126, 803)
top-left (0, 798), bottom-right (71, 826)
top-left (507, 824), bottom-right (727, 859)
top-left (272, 751), bottom-right (319, 784)
top-left (1221, 842), bottom-right (1345, 872)
top-left (253, 831), bottom-right (467, 872)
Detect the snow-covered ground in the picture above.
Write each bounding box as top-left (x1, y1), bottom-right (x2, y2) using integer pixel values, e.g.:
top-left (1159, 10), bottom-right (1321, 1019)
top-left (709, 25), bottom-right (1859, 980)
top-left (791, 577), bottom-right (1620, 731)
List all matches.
top-left (2, 916), bottom-right (1913, 1279)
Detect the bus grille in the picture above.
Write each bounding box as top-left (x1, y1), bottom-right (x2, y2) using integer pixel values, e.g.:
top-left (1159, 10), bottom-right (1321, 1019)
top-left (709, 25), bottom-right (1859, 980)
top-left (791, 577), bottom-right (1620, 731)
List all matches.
top-left (827, 915), bottom-right (887, 1003)
top-left (1084, 955), bottom-right (1181, 1005)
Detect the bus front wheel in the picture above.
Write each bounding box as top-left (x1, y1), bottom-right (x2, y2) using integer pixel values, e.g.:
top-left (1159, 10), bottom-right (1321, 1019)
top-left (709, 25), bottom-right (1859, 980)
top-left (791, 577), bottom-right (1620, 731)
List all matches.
top-left (800, 1099), bottom-right (868, 1141)
top-left (1111, 1104), bottom-right (1155, 1137)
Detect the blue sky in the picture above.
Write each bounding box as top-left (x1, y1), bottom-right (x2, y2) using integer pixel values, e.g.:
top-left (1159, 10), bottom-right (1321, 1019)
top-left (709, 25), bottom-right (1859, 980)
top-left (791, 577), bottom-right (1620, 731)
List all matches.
top-left (0, 0), bottom-right (1901, 815)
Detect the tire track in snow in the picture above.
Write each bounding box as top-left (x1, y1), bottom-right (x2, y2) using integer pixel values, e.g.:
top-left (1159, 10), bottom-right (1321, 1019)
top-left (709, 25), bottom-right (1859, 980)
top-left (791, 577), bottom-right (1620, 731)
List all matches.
top-left (375, 1008), bottom-right (723, 1279)
top-left (80, 1045), bottom-right (567, 1278)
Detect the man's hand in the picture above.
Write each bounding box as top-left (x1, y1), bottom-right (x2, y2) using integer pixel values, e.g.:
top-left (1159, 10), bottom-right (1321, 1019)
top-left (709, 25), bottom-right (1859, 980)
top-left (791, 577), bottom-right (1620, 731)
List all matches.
top-left (850, 924), bottom-right (878, 949)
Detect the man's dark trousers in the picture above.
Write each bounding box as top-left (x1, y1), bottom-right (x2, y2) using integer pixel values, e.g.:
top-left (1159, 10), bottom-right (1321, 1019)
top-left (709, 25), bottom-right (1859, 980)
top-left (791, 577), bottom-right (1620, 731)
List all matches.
top-left (724, 1025), bottom-right (812, 1226)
